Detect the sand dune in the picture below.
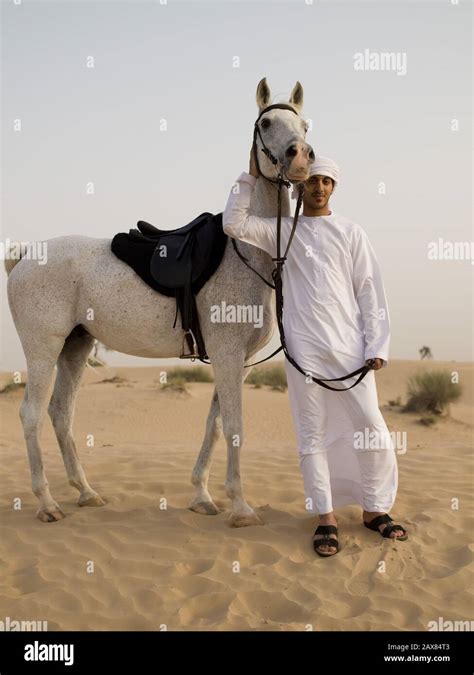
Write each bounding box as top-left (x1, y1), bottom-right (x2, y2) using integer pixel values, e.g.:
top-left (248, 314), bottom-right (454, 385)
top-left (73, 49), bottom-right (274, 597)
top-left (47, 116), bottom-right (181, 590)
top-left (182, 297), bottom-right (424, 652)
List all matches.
top-left (0, 360), bottom-right (472, 631)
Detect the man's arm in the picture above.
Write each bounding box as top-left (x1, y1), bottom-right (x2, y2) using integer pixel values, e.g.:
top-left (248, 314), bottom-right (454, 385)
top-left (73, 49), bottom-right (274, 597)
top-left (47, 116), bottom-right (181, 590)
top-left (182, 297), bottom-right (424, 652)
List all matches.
top-left (222, 149), bottom-right (277, 256)
top-left (351, 225), bottom-right (391, 369)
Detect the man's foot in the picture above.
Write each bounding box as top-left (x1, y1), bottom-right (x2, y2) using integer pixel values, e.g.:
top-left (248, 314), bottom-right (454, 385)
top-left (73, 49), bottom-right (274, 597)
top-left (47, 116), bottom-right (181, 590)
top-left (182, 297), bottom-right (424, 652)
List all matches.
top-left (363, 511), bottom-right (408, 540)
top-left (313, 515), bottom-right (340, 556)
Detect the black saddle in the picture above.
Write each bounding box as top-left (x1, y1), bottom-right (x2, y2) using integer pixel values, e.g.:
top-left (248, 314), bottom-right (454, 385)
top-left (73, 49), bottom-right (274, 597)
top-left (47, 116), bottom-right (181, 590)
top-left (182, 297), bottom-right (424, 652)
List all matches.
top-left (111, 212), bottom-right (227, 361)
top-left (137, 214), bottom-right (204, 238)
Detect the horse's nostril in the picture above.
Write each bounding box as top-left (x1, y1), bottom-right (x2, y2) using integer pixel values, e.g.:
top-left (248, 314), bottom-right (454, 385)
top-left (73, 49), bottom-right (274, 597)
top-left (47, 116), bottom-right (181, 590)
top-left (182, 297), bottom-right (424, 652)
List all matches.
top-left (286, 144), bottom-right (297, 158)
top-left (308, 147), bottom-right (315, 161)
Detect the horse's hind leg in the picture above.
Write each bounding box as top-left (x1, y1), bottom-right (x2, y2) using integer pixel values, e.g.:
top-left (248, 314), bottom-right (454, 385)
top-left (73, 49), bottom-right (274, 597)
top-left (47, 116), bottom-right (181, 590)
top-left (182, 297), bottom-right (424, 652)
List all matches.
top-left (19, 336), bottom-right (67, 522)
top-left (189, 388), bottom-right (222, 515)
top-left (48, 329), bottom-right (106, 508)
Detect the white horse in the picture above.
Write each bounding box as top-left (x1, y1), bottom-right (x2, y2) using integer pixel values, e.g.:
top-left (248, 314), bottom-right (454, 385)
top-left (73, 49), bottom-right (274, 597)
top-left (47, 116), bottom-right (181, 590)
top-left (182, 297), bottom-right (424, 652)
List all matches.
top-left (5, 78), bottom-right (313, 524)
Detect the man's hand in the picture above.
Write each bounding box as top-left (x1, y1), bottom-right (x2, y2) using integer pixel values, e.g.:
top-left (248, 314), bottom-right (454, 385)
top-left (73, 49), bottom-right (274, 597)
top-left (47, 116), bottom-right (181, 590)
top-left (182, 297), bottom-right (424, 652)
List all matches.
top-left (249, 146), bottom-right (258, 178)
top-left (366, 358), bottom-right (384, 371)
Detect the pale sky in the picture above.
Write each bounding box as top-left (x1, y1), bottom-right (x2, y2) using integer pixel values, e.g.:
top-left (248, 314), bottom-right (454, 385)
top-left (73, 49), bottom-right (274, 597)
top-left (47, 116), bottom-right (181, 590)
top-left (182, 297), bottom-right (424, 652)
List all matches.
top-left (1, 0), bottom-right (472, 371)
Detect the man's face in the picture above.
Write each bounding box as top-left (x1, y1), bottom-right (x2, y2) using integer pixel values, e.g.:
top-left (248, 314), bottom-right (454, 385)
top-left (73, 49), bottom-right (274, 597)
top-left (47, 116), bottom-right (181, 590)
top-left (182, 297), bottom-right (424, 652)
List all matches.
top-left (303, 174), bottom-right (334, 210)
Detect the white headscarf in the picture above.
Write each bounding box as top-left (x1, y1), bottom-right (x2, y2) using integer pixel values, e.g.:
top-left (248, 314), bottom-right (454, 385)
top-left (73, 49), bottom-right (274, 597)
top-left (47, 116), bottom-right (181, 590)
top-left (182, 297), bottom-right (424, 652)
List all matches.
top-left (291, 156), bottom-right (340, 199)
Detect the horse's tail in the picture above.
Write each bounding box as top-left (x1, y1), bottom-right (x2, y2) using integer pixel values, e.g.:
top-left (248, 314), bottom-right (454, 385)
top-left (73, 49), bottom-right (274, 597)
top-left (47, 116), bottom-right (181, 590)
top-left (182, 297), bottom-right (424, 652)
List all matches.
top-left (4, 243), bottom-right (27, 275)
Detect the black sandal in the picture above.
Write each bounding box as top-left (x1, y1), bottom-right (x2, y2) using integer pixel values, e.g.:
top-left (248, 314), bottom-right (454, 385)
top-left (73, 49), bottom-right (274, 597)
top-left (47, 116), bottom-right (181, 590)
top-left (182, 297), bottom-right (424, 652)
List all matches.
top-left (364, 514), bottom-right (408, 541)
top-left (313, 524), bottom-right (340, 557)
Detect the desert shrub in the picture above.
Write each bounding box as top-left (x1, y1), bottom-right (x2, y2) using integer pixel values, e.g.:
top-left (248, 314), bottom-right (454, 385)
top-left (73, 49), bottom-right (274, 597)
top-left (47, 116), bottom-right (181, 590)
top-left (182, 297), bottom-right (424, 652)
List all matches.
top-left (247, 365), bottom-right (287, 391)
top-left (160, 377), bottom-right (189, 394)
top-left (0, 381), bottom-right (26, 394)
top-left (165, 367), bottom-right (213, 383)
top-left (403, 370), bottom-right (462, 415)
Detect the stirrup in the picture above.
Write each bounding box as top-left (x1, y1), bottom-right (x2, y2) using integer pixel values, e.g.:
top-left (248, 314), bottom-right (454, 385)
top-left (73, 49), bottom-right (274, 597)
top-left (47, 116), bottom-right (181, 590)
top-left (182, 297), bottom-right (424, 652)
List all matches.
top-left (180, 329), bottom-right (199, 360)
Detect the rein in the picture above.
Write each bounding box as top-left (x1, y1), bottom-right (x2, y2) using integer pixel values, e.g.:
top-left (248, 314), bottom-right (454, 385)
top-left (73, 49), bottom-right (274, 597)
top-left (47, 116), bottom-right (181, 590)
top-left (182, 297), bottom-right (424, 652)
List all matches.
top-left (234, 104), bottom-right (371, 391)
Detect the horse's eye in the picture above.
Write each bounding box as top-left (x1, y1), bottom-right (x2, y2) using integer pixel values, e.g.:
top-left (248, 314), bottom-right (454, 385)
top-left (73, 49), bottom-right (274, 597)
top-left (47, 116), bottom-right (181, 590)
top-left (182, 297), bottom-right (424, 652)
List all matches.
top-left (261, 118), bottom-right (271, 130)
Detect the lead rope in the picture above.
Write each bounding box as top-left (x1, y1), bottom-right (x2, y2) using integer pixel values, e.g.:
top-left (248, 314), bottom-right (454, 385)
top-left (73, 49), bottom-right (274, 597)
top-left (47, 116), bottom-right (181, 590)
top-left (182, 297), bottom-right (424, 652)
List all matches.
top-left (269, 185), bottom-right (371, 391)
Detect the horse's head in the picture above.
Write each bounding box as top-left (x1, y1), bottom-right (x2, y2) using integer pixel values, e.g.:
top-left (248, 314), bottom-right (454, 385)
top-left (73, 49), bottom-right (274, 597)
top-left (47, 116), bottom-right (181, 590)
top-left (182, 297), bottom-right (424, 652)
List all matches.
top-left (254, 77), bottom-right (314, 183)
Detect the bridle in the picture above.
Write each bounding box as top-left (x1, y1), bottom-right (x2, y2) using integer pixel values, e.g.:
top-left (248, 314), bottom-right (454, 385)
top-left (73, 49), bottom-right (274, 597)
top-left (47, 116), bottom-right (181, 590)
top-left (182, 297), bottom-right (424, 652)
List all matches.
top-left (231, 103), bottom-right (302, 289)
top-left (252, 103), bottom-right (298, 183)
top-left (232, 103), bottom-right (372, 391)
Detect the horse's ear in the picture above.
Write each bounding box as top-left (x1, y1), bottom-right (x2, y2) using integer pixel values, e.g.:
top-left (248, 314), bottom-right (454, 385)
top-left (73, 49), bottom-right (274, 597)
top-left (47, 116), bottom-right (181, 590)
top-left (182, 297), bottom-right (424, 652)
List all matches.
top-left (289, 81), bottom-right (304, 112)
top-left (256, 77), bottom-right (271, 111)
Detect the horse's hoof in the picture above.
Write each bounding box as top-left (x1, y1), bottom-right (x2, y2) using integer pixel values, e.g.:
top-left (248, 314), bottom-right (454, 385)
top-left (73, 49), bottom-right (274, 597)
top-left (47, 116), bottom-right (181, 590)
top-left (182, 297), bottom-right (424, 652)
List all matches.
top-left (36, 506), bottom-right (66, 523)
top-left (78, 492), bottom-right (106, 507)
top-left (229, 511), bottom-right (263, 528)
top-left (189, 500), bottom-right (220, 515)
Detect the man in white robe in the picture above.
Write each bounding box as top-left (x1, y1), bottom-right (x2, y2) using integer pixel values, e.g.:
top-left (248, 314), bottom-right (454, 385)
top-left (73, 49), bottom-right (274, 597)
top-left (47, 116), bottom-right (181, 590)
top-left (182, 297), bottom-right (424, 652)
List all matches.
top-left (222, 153), bottom-right (408, 556)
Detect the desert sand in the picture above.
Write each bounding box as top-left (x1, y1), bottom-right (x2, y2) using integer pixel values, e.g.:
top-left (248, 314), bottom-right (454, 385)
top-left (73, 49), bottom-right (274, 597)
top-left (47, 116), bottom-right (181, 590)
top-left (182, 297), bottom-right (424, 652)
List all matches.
top-left (0, 359), bottom-right (472, 631)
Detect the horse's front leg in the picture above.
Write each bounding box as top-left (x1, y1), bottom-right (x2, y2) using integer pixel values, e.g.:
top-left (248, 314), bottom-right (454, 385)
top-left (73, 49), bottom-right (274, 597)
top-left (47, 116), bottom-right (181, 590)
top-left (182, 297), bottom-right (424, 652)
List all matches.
top-left (212, 351), bottom-right (262, 527)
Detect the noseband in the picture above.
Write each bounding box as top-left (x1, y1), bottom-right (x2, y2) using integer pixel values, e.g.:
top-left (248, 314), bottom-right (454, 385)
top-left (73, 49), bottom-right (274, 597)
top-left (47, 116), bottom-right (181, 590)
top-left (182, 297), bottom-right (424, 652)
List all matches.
top-left (252, 103), bottom-right (300, 185)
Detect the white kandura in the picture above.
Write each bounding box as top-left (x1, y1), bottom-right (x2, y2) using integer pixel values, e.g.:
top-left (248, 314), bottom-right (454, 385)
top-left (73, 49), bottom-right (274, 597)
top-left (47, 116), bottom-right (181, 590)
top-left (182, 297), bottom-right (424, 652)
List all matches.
top-left (222, 172), bottom-right (398, 512)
